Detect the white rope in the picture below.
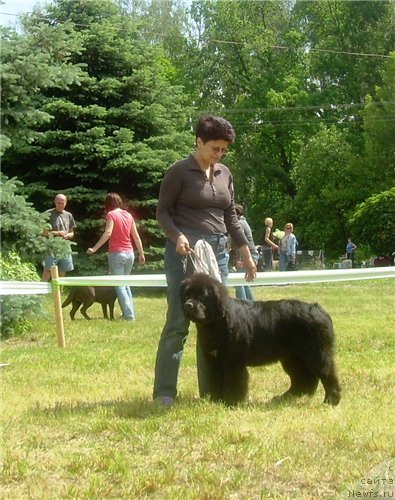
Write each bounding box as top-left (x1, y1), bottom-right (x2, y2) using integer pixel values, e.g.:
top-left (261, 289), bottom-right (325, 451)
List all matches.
top-left (0, 267), bottom-right (394, 295)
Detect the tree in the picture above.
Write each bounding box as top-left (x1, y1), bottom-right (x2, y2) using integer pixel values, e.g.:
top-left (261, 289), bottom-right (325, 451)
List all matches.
top-left (362, 54), bottom-right (395, 193)
top-left (164, 0), bottom-right (394, 241)
top-left (0, 22), bottom-right (84, 153)
top-left (2, 0), bottom-right (193, 272)
top-left (291, 126), bottom-right (367, 255)
top-left (173, 0), bottom-right (316, 232)
top-left (348, 188), bottom-right (395, 257)
top-left (293, 0), bottom-right (395, 105)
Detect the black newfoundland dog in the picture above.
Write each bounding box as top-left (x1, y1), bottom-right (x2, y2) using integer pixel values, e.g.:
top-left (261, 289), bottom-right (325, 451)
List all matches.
top-left (180, 274), bottom-right (341, 406)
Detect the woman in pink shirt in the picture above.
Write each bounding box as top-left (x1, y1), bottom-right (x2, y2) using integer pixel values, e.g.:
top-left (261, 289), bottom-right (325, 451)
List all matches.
top-left (87, 193), bottom-right (145, 320)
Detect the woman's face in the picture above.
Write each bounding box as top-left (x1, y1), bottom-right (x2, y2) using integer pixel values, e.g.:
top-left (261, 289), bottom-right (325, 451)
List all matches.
top-left (196, 138), bottom-right (229, 164)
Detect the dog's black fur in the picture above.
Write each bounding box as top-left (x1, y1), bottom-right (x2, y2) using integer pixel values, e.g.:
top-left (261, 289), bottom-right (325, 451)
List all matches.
top-left (62, 286), bottom-right (117, 320)
top-left (180, 273), bottom-right (341, 406)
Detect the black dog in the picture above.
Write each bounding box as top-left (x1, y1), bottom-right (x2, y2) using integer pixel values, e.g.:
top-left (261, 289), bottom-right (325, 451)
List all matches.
top-left (180, 274), bottom-right (341, 406)
top-left (62, 286), bottom-right (117, 320)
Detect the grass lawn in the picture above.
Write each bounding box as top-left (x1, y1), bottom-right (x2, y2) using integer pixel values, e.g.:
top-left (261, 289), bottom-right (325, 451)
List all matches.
top-left (1, 279), bottom-right (394, 499)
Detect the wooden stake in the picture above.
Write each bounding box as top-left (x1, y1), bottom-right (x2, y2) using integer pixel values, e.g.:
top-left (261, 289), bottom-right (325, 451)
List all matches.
top-left (51, 265), bottom-right (66, 348)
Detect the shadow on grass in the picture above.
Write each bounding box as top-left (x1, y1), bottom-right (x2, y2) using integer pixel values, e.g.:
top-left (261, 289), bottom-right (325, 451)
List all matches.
top-left (28, 393), bottom-right (317, 422)
top-left (29, 397), bottom-right (180, 420)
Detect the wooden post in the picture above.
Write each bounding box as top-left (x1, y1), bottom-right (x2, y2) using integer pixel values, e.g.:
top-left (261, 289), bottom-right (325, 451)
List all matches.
top-left (51, 265), bottom-right (66, 348)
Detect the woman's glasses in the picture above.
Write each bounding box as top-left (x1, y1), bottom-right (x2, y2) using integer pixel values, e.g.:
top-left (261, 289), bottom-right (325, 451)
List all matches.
top-left (209, 145), bottom-right (228, 156)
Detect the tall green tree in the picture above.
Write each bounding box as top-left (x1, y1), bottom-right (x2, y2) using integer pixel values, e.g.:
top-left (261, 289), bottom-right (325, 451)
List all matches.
top-left (0, 22), bottom-right (84, 154)
top-left (348, 188), bottom-right (395, 257)
top-left (2, 0), bottom-right (193, 272)
top-left (362, 54), bottom-right (395, 193)
top-left (291, 126), bottom-right (365, 255)
top-left (165, 0), bottom-right (394, 245)
top-left (294, 0), bottom-right (395, 106)
top-left (173, 0), bottom-right (315, 232)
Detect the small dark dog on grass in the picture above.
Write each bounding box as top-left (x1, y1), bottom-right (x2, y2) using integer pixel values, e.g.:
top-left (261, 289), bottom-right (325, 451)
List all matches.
top-left (180, 273), bottom-right (341, 406)
top-left (62, 286), bottom-right (117, 320)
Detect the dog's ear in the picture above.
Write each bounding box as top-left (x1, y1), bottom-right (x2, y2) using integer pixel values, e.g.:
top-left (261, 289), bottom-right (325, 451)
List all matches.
top-left (211, 279), bottom-right (228, 318)
top-left (180, 278), bottom-right (190, 301)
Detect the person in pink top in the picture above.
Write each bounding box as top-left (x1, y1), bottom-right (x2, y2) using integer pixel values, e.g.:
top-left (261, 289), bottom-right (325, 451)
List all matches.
top-left (87, 193), bottom-right (145, 320)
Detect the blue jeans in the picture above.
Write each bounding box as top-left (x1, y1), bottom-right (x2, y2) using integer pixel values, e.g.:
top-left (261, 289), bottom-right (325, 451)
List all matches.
top-left (153, 232), bottom-right (229, 400)
top-left (44, 254), bottom-right (74, 273)
top-left (235, 254), bottom-right (258, 300)
top-left (279, 251), bottom-right (288, 272)
top-left (108, 251), bottom-right (135, 319)
top-left (235, 284), bottom-right (254, 300)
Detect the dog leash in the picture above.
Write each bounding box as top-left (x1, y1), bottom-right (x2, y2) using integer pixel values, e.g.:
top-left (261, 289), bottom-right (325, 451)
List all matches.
top-left (181, 250), bottom-right (198, 274)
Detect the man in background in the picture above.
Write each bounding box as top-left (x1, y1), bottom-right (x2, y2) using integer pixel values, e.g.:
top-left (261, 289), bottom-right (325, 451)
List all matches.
top-left (41, 193), bottom-right (76, 281)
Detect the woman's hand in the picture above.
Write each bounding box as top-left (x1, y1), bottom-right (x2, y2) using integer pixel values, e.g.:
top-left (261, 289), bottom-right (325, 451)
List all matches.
top-left (86, 248), bottom-right (95, 255)
top-left (138, 254), bottom-right (146, 265)
top-left (176, 234), bottom-right (191, 255)
top-left (238, 245), bottom-right (257, 282)
top-left (244, 259), bottom-right (257, 282)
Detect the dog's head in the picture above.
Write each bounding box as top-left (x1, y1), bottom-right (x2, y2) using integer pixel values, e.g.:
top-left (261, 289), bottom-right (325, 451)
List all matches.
top-left (180, 273), bottom-right (228, 324)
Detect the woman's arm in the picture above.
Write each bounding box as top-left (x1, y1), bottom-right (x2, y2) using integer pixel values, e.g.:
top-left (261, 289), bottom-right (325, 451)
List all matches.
top-left (288, 234), bottom-right (297, 258)
top-left (86, 219), bottom-right (114, 255)
top-left (265, 227), bottom-right (278, 250)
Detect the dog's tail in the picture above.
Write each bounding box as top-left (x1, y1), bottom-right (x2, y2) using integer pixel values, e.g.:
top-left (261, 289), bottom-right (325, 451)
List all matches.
top-left (61, 288), bottom-right (75, 308)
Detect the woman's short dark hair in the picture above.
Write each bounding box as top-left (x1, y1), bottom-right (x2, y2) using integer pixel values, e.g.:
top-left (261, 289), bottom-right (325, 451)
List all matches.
top-left (105, 192), bottom-right (125, 212)
top-left (195, 115), bottom-right (236, 144)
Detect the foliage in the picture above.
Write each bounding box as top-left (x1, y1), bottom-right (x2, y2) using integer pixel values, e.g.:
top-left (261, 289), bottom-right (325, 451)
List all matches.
top-left (0, 174), bottom-right (74, 266)
top-left (291, 126), bottom-right (367, 255)
top-left (293, 0), bottom-right (395, 105)
top-left (179, 0), bottom-right (313, 229)
top-left (0, 251), bottom-right (42, 337)
top-left (1, 0), bottom-right (193, 273)
top-left (160, 0), bottom-right (394, 244)
top-left (0, 22), bottom-right (84, 153)
top-left (362, 54), bottom-right (395, 192)
top-left (348, 188), bottom-right (395, 257)
top-left (0, 174), bottom-right (73, 337)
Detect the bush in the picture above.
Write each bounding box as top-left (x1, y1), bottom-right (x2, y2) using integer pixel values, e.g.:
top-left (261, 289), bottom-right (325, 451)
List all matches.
top-left (0, 251), bottom-right (43, 337)
top-left (348, 188), bottom-right (395, 257)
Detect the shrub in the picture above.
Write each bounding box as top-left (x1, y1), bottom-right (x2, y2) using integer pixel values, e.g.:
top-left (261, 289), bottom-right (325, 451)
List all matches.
top-left (348, 188), bottom-right (395, 257)
top-left (0, 251), bottom-right (43, 337)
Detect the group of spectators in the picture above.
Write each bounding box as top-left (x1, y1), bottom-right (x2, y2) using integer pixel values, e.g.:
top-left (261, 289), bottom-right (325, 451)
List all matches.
top-left (260, 217), bottom-right (298, 272)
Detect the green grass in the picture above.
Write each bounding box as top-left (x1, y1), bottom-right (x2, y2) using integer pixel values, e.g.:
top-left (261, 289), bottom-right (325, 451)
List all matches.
top-left (1, 280), bottom-right (394, 499)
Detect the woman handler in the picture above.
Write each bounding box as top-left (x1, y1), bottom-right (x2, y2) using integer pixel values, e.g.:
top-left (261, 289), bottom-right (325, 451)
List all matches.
top-left (153, 115), bottom-right (256, 406)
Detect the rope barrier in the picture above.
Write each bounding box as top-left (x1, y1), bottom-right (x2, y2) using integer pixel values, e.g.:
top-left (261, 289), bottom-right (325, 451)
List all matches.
top-left (50, 266), bottom-right (395, 288)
